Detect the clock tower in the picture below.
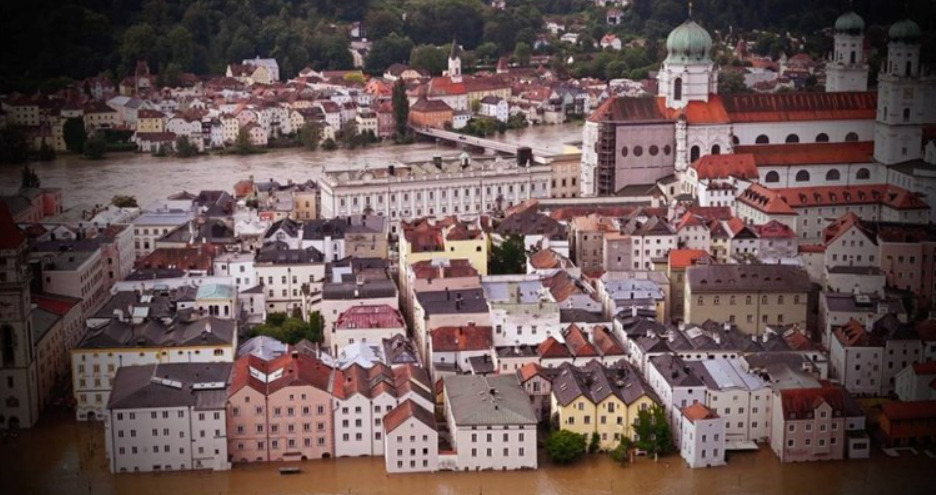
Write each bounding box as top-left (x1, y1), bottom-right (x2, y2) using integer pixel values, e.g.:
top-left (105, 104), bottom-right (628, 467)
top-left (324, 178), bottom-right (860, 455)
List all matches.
top-left (0, 202), bottom-right (38, 430)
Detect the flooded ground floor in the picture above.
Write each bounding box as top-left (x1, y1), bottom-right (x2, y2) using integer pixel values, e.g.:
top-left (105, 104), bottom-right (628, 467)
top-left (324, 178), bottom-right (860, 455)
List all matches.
top-left (2, 412), bottom-right (934, 495)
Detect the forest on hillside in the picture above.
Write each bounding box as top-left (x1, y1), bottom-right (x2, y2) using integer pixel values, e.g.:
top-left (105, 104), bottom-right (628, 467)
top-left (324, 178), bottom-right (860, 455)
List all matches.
top-left (1, 0), bottom-right (933, 92)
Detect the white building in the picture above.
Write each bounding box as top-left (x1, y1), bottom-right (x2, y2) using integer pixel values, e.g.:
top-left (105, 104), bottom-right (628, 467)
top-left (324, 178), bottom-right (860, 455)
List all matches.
top-left (105, 362), bottom-right (231, 473)
top-left (253, 245), bottom-right (326, 314)
top-left (679, 402), bottom-right (726, 468)
top-left (826, 12), bottom-right (870, 93)
top-left (482, 275), bottom-right (561, 347)
top-left (646, 354), bottom-right (706, 444)
top-left (442, 374), bottom-right (537, 471)
top-left (894, 362), bottom-right (936, 402)
top-left (132, 210), bottom-right (195, 258)
top-left (384, 400), bottom-right (439, 473)
top-left (212, 252), bottom-right (257, 293)
top-left (691, 358), bottom-right (770, 448)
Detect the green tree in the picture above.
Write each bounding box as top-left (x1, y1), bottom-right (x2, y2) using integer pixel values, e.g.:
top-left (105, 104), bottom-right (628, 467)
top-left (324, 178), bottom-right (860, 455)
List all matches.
top-left (63, 118), bottom-right (87, 153)
top-left (489, 235), bottom-right (526, 274)
top-left (473, 42), bottom-right (500, 65)
top-left (409, 44), bottom-right (448, 75)
top-left (234, 128), bottom-right (256, 154)
top-left (174, 136), bottom-right (198, 157)
top-left (365, 33), bottom-right (414, 74)
top-left (514, 41), bottom-right (531, 66)
top-left (167, 25), bottom-right (195, 71)
top-left (322, 138), bottom-right (337, 151)
top-left (297, 122), bottom-right (323, 151)
top-left (392, 79), bottom-right (410, 140)
top-left (589, 432), bottom-right (601, 454)
top-left (365, 10), bottom-right (404, 40)
top-left (159, 62), bottom-right (183, 88)
top-left (248, 313), bottom-right (323, 345)
top-left (20, 164), bottom-right (40, 188)
top-left (111, 195), bottom-right (139, 208)
top-left (718, 70), bottom-right (750, 95)
top-left (120, 23), bottom-right (158, 70)
top-left (609, 438), bottom-right (633, 465)
top-left (632, 405), bottom-right (674, 457)
top-left (545, 430), bottom-right (587, 465)
top-left (83, 134), bottom-right (107, 159)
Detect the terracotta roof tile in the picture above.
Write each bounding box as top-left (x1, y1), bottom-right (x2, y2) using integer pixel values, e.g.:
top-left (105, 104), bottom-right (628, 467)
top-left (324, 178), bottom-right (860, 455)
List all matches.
top-left (691, 153), bottom-right (758, 180)
top-left (881, 400), bottom-right (936, 421)
top-left (721, 91), bottom-right (876, 122)
top-left (779, 385), bottom-right (849, 418)
top-left (430, 325), bottom-right (493, 352)
top-left (384, 399), bottom-right (437, 433)
top-left (737, 184), bottom-right (797, 215)
top-left (735, 141), bottom-right (874, 166)
top-left (538, 336), bottom-right (571, 358)
top-left (682, 402), bottom-right (719, 422)
top-left (669, 249), bottom-right (711, 269)
top-left (335, 304), bottom-right (405, 330)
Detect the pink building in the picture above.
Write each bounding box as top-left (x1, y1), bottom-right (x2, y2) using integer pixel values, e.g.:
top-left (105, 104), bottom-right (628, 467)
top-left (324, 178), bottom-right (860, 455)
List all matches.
top-left (227, 351), bottom-right (335, 463)
top-left (770, 385), bottom-right (868, 462)
top-left (329, 304), bottom-right (407, 355)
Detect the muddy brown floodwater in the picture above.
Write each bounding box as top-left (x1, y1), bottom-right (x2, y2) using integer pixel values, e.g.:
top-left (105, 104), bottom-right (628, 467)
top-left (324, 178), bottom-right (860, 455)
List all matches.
top-left (0, 124), bottom-right (583, 210)
top-left (2, 412), bottom-right (934, 495)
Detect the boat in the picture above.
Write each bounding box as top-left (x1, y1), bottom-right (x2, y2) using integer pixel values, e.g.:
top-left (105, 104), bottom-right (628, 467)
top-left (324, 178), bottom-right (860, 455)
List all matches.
top-left (278, 466), bottom-right (302, 475)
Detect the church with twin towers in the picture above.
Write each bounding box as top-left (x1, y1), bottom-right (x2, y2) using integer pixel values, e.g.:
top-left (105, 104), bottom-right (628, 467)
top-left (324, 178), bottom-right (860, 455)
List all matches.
top-left (581, 8), bottom-right (936, 220)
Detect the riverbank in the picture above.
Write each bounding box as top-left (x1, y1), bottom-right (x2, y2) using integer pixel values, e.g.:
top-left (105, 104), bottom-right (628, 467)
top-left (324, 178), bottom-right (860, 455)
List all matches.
top-left (3, 410), bottom-right (934, 495)
top-left (0, 124), bottom-right (583, 210)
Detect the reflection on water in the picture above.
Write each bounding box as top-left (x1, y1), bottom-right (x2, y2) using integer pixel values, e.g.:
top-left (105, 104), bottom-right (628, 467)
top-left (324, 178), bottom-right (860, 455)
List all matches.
top-left (3, 412), bottom-right (934, 495)
top-left (0, 124), bottom-right (583, 211)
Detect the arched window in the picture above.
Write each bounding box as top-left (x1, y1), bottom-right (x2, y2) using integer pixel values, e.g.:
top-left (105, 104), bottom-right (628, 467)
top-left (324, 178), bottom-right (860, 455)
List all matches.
top-left (816, 133), bottom-right (829, 143)
top-left (906, 61), bottom-right (912, 77)
top-left (856, 168), bottom-right (870, 180)
top-left (690, 145), bottom-right (700, 163)
top-left (711, 144), bottom-right (721, 155)
top-left (621, 146), bottom-right (628, 157)
top-left (786, 134), bottom-right (800, 144)
top-left (825, 169), bottom-right (840, 181)
top-left (845, 132), bottom-right (859, 142)
top-left (795, 170), bottom-right (810, 182)
top-left (765, 171), bottom-right (780, 183)
top-left (674, 77), bottom-right (683, 101)
top-left (850, 51), bottom-right (856, 64)
top-left (663, 145), bottom-right (672, 155)
top-left (731, 135), bottom-right (739, 145)
top-left (903, 108), bottom-right (911, 123)
top-left (755, 135), bottom-right (770, 144)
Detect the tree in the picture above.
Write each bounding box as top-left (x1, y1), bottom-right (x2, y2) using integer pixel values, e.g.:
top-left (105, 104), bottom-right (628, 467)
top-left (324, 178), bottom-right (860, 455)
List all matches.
top-left (392, 79), bottom-right (410, 140)
top-left (0, 128), bottom-right (30, 164)
top-left (718, 70), bottom-right (750, 95)
top-left (248, 312), bottom-right (323, 345)
top-left (120, 23), bottom-right (157, 70)
top-left (489, 235), bottom-right (527, 275)
top-left (83, 134), bottom-right (107, 159)
top-left (297, 122), bottom-right (323, 151)
top-left (409, 44), bottom-right (448, 75)
top-left (474, 42), bottom-right (500, 65)
top-left (589, 432), bottom-right (601, 454)
top-left (632, 405), bottom-right (674, 457)
top-left (365, 33), bottom-right (414, 74)
top-left (340, 120), bottom-right (360, 149)
top-left (234, 128), bottom-right (256, 155)
top-left (322, 138), bottom-right (337, 151)
top-left (63, 118), bottom-right (87, 153)
top-left (158, 62), bottom-right (183, 88)
top-left (545, 430), bottom-right (587, 465)
top-left (174, 136), bottom-right (198, 157)
top-left (609, 438), bottom-right (633, 465)
top-left (514, 41), bottom-right (531, 66)
top-left (365, 10), bottom-right (404, 40)
top-left (20, 164), bottom-right (40, 188)
top-left (111, 195), bottom-right (139, 208)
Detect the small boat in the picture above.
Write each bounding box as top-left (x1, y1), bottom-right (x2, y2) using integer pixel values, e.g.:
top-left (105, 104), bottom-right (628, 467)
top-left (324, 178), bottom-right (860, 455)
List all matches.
top-left (279, 466), bottom-right (302, 475)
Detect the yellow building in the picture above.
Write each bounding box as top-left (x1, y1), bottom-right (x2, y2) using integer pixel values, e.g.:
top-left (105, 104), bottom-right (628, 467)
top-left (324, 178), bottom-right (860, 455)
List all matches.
top-left (399, 216), bottom-right (490, 283)
top-left (685, 264), bottom-right (810, 335)
top-left (136, 109), bottom-right (166, 133)
top-left (550, 361), bottom-right (660, 450)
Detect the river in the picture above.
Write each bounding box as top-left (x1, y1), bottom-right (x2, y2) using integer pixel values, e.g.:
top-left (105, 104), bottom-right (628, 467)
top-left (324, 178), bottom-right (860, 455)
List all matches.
top-left (2, 412), bottom-right (934, 495)
top-left (0, 124), bottom-right (584, 211)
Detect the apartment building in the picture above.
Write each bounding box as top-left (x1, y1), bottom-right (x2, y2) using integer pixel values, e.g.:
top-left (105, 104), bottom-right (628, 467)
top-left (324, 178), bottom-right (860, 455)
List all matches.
top-left (646, 354), bottom-right (706, 444)
top-left (770, 385), bottom-right (867, 462)
top-left (254, 244), bottom-right (326, 314)
top-left (690, 358), bottom-right (771, 446)
top-left (328, 304), bottom-right (406, 355)
top-left (383, 400), bottom-right (439, 473)
top-left (680, 402), bottom-right (726, 468)
top-left (483, 275), bottom-right (561, 347)
top-left (105, 362), bottom-right (231, 473)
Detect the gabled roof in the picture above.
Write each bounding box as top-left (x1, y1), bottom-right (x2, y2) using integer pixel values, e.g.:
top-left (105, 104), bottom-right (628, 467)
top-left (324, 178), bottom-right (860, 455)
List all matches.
top-left (384, 399), bottom-right (437, 433)
top-left (538, 336), bottom-right (571, 358)
top-left (691, 153), bottom-right (758, 180)
top-left (669, 249), bottom-right (711, 269)
top-left (737, 183), bottom-right (797, 215)
top-left (682, 402), bottom-right (718, 422)
top-left (430, 325), bottom-right (493, 352)
top-left (721, 91), bottom-right (876, 122)
top-left (736, 141), bottom-right (874, 166)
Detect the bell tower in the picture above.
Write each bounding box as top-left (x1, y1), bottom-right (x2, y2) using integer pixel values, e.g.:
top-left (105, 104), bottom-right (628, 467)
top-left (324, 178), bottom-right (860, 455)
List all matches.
top-left (826, 10), bottom-right (869, 92)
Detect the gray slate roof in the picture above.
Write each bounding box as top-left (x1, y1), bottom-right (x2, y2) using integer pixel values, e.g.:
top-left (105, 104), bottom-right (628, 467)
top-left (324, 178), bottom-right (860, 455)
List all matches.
top-left (687, 264), bottom-right (811, 293)
top-left (108, 362), bottom-right (232, 410)
top-left (444, 374), bottom-right (537, 426)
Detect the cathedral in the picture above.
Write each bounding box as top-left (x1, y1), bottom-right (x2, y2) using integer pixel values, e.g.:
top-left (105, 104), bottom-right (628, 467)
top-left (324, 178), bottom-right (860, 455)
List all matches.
top-left (581, 11), bottom-right (936, 223)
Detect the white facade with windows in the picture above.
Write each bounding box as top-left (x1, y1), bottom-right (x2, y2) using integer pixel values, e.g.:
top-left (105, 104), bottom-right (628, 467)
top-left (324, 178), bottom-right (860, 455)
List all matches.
top-left (483, 276), bottom-right (561, 347)
top-left (212, 253), bottom-right (257, 293)
top-left (680, 403), bottom-right (726, 469)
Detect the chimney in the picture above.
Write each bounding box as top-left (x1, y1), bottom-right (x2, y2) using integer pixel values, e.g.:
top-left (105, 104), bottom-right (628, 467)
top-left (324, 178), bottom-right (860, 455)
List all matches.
top-left (631, 306), bottom-right (637, 317)
top-left (713, 332), bottom-right (721, 345)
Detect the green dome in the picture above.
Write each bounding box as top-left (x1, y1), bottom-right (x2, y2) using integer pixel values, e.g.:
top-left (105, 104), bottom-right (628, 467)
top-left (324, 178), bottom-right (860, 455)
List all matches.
top-left (834, 11), bottom-right (865, 34)
top-left (889, 19), bottom-right (922, 42)
top-left (665, 20), bottom-right (713, 64)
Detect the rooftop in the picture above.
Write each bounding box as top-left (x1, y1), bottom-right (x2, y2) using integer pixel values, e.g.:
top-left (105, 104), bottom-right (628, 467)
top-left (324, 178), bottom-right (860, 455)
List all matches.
top-left (687, 264), bottom-right (810, 293)
top-left (108, 362), bottom-right (232, 410)
top-left (444, 374), bottom-right (537, 426)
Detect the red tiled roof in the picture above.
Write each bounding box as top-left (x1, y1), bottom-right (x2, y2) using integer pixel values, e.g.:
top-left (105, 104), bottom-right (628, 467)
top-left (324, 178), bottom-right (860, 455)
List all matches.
top-left (775, 185), bottom-right (929, 210)
top-left (410, 259), bottom-right (479, 279)
top-left (676, 96), bottom-right (731, 124)
top-left (735, 141), bottom-right (874, 166)
top-left (530, 249), bottom-right (561, 270)
top-left (427, 76), bottom-right (466, 96)
top-left (384, 399), bottom-right (437, 433)
top-left (538, 336), bottom-right (571, 358)
top-left (737, 184), bottom-right (797, 215)
top-left (721, 91), bottom-right (876, 122)
top-left (834, 319), bottom-right (874, 347)
top-left (755, 220), bottom-right (797, 239)
top-left (592, 326), bottom-right (625, 356)
top-left (137, 109), bottom-right (165, 119)
top-left (430, 325), bottom-right (493, 352)
top-left (518, 362), bottom-right (546, 382)
top-left (134, 246), bottom-right (222, 271)
top-left (798, 244), bottom-right (826, 253)
top-left (779, 386), bottom-right (849, 418)
top-left (587, 96), bottom-right (670, 123)
top-left (682, 402), bottom-right (718, 422)
top-left (669, 249), bottom-right (711, 269)
top-left (912, 362), bottom-right (936, 375)
top-left (563, 324), bottom-right (599, 357)
top-left (335, 304), bottom-right (405, 330)
top-left (692, 153), bottom-right (758, 180)
top-left (0, 202), bottom-right (26, 249)
top-left (881, 400), bottom-right (936, 421)
top-left (31, 293), bottom-right (82, 315)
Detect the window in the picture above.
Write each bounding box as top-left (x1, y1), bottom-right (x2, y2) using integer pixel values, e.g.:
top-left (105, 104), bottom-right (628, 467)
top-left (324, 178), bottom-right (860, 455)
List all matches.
top-left (765, 171), bottom-right (780, 183)
top-left (845, 132), bottom-right (859, 142)
top-left (634, 146), bottom-right (643, 157)
top-left (856, 168), bottom-right (870, 180)
top-left (711, 144), bottom-right (721, 155)
top-left (755, 135), bottom-right (769, 144)
top-left (795, 170), bottom-right (810, 182)
top-left (649, 145), bottom-right (659, 156)
top-left (903, 108), bottom-right (911, 123)
top-left (690, 145), bottom-right (700, 163)
top-left (621, 146), bottom-right (628, 157)
top-left (815, 133), bottom-right (829, 143)
top-left (786, 134), bottom-right (800, 144)
top-left (674, 77), bottom-right (683, 101)
top-left (826, 169), bottom-right (840, 181)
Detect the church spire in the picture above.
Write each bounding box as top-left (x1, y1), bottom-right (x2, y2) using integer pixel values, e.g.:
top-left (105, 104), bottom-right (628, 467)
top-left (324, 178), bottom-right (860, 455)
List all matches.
top-left (449, 37), bottom-right (460, 60)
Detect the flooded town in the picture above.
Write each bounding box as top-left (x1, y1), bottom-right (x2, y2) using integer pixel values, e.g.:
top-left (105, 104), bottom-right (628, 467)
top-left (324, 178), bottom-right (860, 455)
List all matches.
top-left (3, 1), bottom-right (936, 495)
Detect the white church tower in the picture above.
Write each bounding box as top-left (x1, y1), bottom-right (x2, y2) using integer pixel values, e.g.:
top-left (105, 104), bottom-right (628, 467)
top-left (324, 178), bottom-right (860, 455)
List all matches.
top-left (447, 38), bottom-right (462, 83)
top-left (874, 19), bottom-right (925, 164)
top-left (657, 17), bottom-right (717, 110)
top-left (826, 10), bottom-right (869, 92)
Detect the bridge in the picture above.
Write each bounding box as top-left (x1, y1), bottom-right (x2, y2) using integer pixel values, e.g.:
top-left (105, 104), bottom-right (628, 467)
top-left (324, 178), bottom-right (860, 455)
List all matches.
top-left (413, 127), bottom-right (555, 158)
